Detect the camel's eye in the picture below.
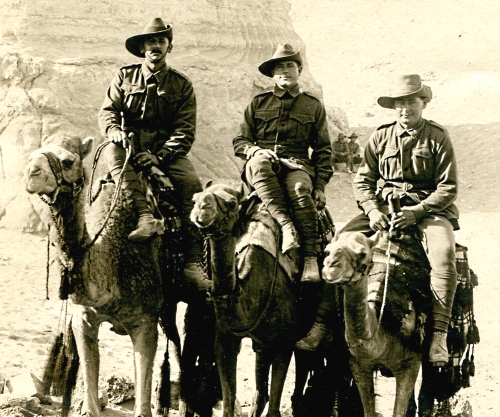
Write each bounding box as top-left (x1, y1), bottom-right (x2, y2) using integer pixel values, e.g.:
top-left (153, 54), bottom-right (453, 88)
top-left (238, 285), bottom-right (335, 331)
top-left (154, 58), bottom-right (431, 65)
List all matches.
top-left (62, 159), bottom-right (74, 170)
top-left (199, 201), bottom-right (212, 210)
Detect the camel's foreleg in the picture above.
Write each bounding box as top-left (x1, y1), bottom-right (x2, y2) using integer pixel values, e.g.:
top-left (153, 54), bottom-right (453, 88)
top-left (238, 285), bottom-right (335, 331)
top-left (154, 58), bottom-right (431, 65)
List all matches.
top-left (267, 347), bottom-right (293, 417)
top-left (215, 331), bottom-right (241, 417)
top-left (250, 351), bottom-right (271, 417)
top-left (72, 308), bottom-right (101, 417)
top-left (290, 349), bottom-right (314, 415)
top-left (349, 357), bottom-right (377, 417)
top-left (391, 356), bottom-right (421, 417)
top-left (128, 318), bottom-right (159, 417)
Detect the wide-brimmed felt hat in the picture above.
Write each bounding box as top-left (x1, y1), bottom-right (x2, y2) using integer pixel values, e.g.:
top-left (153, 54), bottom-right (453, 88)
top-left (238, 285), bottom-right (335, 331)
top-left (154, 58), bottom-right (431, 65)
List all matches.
top-left (258, 44), bottom-right (302, 78)
top-left (377, 74), bottom-right (433, 109)
top-left (125, 18), bottom-right (173, 58)
top-left (337, 133), bottom-right (346, 140)
top-left (348, 132), bottom-right (358, 139)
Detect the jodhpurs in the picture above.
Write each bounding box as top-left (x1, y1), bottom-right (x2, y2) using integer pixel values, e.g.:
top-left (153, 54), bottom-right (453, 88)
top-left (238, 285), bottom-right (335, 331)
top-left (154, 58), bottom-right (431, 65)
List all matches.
top-left (103, 143), bottom-right (204, 263)
top-left (341, 211), bottom-right (457, 332)
top-left (245, 154), bottom-right (319, 257)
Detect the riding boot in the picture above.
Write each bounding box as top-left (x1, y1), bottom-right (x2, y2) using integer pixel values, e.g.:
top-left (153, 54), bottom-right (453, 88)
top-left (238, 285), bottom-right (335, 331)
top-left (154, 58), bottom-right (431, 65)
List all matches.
top-left (104, 144), bottom-right (164, 242)
top-left (182, 223), bottom-right (211, 291)
top-left (296, 284), bottom-right (336, 350)
top-left (287, 186), bottom-right (319, 281)
top-left (252, 178), bottom-right (300, 253)
top-left (295, 321), bottom-right (333, 351)
top-left (429, 272), bottom-right (457, 365)
top-left (301, 256), bottom-right (321, 283)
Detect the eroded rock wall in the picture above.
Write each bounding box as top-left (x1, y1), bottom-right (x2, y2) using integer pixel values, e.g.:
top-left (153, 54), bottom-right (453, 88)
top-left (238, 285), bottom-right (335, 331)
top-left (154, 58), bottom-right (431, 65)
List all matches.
top-left (0, 0), bottom-right (347, 231)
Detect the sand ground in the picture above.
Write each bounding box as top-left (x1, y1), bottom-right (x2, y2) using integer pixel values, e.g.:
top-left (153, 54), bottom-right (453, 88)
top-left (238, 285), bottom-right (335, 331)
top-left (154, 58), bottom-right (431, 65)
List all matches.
top-left (1, 201), bottom-right (499, 416)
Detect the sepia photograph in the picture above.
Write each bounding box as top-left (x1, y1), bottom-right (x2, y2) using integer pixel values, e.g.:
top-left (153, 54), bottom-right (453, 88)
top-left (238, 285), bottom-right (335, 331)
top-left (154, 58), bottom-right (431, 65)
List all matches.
top-left (0, 0), bottom-right (498, 416)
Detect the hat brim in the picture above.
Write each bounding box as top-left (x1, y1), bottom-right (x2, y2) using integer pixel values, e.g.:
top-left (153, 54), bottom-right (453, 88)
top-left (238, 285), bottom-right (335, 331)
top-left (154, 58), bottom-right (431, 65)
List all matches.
top-left (125, 27), bottom-right (172, 58)
top-left (377, 85), bottom-right (432, 109)
top-left (258, 52), bottom-right (302, 78)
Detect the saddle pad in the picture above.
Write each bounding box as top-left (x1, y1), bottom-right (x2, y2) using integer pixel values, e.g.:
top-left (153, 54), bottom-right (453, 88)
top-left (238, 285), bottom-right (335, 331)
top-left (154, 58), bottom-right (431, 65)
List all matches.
top-left (235, 203), bottom-right (299, 281)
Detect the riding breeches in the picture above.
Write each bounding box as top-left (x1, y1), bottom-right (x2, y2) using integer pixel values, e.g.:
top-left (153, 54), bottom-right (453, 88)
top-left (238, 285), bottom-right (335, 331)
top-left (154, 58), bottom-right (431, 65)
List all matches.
top-left (341, 211), bottom-right (457, 332)
top-left (245, 154), bottom-right (319, 256)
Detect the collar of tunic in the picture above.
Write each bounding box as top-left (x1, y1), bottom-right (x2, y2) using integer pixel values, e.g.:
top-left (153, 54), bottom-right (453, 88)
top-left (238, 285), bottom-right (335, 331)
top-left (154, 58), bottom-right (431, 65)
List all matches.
top-left (273, 83), bottom-right (301, 98)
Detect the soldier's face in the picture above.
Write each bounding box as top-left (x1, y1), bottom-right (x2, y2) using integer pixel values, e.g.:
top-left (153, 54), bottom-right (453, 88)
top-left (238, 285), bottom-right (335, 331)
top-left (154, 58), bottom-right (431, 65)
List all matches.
top-left (272, 60), bottom-right (301, 90)
top-left (142, 36), bottom-right (171, 64)
top-left (394, 96), bottom-right (427, 129)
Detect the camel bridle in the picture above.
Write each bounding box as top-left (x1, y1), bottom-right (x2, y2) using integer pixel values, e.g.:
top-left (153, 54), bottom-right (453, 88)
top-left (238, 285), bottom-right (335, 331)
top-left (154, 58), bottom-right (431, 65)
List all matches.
top-left (39, 151), bottom-right (85, 206)
top-left (39, 142), bottom-right (131, 299)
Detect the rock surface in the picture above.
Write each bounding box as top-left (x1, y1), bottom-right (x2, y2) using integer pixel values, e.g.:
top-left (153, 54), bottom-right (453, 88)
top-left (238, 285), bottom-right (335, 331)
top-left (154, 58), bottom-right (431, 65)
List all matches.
top-left (0, 0), bottom-right (346, 231)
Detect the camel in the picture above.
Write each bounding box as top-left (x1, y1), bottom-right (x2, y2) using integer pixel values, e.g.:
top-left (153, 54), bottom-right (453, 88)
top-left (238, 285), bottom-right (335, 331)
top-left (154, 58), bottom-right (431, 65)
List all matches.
top-left (25, 135), bottom-right (169, 417)
top-left (322, 231), bottom-right (432, 417)
top-left (190, 182), bottom-right (301, 417)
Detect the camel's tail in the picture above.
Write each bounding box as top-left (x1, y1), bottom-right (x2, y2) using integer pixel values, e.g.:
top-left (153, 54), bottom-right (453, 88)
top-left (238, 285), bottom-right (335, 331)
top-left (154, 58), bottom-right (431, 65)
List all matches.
top-left (41, 319), bottom-right (80, 417)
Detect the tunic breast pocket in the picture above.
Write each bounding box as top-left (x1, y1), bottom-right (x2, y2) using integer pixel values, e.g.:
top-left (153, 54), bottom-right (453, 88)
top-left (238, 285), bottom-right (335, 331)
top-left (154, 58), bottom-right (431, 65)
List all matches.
top-left (377, 145), bottom-right (400, 177)
top-left (158, 91), bottom-right (182, 119)
top-left (412, 147), bottom-right (433, 175)
top-left (254, 109), bottom-right (280, 139)
top-left (289, 113), bottom-right (315, 143)
top-left (122, 84), bottom-right (146, 117)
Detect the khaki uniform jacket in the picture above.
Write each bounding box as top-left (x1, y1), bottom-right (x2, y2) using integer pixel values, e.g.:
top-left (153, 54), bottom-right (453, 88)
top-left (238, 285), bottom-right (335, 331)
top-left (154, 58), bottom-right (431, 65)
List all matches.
top-left (98, 62), bottom-right (196, 162)
top-left (233, 84), bottom-right (333, 192)
top-left (354, 118), bottom-right (459, 222)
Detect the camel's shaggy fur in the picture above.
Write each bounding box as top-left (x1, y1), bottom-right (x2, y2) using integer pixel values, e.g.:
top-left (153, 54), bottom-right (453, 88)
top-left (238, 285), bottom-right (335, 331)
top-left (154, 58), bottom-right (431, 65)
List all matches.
top-left (25, 136), bottom-right (164, 417)
top-left (191, 183), bottom-right (300, 417)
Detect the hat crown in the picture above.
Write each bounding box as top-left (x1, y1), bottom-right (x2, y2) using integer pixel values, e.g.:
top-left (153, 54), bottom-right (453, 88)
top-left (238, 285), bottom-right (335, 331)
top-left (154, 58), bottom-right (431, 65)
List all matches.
top-left (142, 17), bottom-right (170, 35)
top-left (392, 74), bottom-right (423, 95)
top-left (377, 73), bottom-right (432, 109)
top-left (271, 43), bottom-right (299, 60)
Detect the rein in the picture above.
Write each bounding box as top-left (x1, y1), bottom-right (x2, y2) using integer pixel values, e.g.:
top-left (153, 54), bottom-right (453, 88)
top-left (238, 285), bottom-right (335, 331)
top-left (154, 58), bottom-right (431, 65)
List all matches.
top-left (41, 141), bottom-right (130, 298)
top-left (203, 199), bottom-right (281, 337)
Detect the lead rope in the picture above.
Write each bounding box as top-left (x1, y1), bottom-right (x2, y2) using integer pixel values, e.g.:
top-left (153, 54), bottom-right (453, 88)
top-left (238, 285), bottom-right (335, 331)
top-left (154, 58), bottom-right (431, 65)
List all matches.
top-left (373, 194), bottom-right (400, 337)
top-left (46, 224), bottom-right (51, 300)
top-left (83, 140), bottom-right (131, 250)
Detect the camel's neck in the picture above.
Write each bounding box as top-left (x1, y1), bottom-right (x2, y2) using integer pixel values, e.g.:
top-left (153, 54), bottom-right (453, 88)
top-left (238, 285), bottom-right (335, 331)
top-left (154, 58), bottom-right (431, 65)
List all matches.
top-left (343, 273), bottom-right (379, 343)
top-left (49, 193), bottom-right (88, 267)
top-left (208, 232), bottom-right (237, 296)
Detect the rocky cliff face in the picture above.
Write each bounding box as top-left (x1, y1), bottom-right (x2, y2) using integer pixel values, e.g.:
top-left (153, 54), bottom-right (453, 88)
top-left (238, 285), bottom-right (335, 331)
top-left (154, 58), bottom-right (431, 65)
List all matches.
top-left (0, 0), bottom-right (347, 231)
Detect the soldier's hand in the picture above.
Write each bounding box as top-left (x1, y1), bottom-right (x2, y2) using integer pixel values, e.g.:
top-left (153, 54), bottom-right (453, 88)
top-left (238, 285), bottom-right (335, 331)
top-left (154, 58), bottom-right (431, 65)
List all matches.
top-left (368, 208), bottom-right (390, 232)
top-left (108, 129), bottom-right (132, 150)
top-left (135, 152), bottom-right (159, 168)
top-left (135, 151), bottom-right (159, 168)
top-left (255, 149), bottom-right (279, 163)
top-left (313, 189), bottom-right (326, 210)
top-left (392, 208), bottom-right (417, 229)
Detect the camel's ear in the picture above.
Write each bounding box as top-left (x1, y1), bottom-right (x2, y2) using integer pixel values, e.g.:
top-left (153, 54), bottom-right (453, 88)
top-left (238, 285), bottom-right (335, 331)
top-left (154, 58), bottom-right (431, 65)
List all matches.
top-left (367, 231), bottom-right (381, 248)
top-left (204, 180), bottom-right (213, 190)
top-left (41, 135), bottom-right (50, 146)
top-left (80, 137), bottom-right (94, 160)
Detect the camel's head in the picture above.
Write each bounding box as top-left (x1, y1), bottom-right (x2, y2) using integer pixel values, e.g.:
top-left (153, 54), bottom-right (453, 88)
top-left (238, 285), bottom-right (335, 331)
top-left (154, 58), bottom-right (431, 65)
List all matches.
top-left (190, 182), bottom-right (245, 230)
top-left (322, 232), bottom-right (380, 284)
top-left (25, 136), bottom-right (93, 202)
